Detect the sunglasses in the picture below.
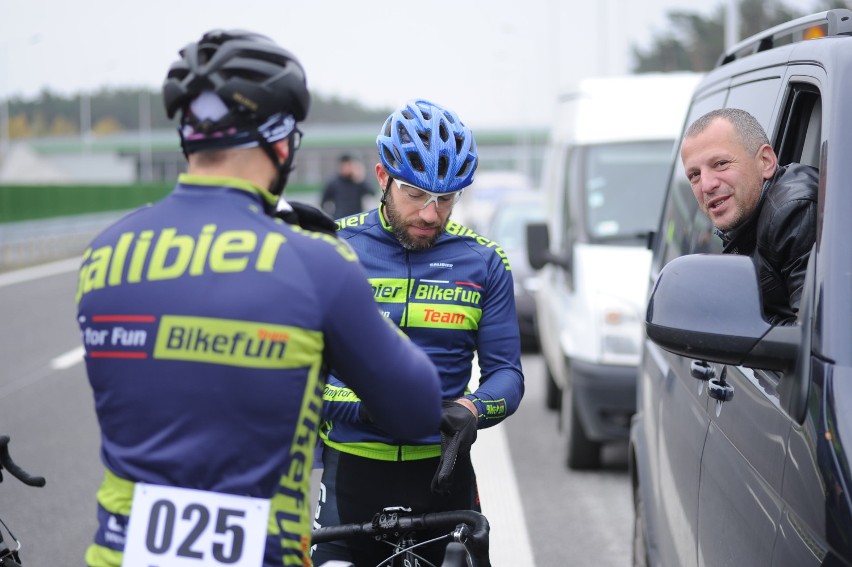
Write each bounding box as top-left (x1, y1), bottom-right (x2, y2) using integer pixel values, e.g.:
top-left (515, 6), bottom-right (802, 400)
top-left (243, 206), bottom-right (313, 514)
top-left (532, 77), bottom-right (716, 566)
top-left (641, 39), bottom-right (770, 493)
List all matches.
top-left (392, 178), bottom-right (463, 211)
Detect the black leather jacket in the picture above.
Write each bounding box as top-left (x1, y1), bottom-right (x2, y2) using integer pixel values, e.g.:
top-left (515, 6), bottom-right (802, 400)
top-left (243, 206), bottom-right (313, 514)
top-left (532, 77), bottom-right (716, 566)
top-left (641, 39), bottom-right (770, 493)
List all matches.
top-left (716, 163), bottom-right (819, 325)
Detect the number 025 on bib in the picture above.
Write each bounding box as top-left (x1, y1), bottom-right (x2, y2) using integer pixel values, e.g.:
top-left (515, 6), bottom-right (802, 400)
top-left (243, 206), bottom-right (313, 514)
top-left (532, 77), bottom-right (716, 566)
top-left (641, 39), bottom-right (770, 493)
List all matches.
top-left (123, 483), bottom-right (270, 567)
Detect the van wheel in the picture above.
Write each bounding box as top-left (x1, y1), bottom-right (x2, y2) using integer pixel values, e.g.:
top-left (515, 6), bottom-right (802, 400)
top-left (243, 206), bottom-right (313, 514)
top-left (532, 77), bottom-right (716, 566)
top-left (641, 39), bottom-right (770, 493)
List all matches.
top-left (545, 363), bottom-right (561, 411)
top-left (566, 394), bottom-right (601, 470)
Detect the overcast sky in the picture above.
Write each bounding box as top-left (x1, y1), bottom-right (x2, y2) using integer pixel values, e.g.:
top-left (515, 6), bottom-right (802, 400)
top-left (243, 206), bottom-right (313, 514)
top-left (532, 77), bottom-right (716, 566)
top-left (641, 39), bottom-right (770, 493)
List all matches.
top-left (0, 0), bottom-right (823, 128)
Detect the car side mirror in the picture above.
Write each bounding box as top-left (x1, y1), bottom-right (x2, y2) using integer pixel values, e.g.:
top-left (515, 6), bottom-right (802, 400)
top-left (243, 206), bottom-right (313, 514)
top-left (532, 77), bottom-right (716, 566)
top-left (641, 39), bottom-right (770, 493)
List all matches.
top-left (645, 254), bottom-right (800, 372)
top-left (526, 222), bottom-right (571, 271)
top-left (646, 230), bottom-right (656, 251)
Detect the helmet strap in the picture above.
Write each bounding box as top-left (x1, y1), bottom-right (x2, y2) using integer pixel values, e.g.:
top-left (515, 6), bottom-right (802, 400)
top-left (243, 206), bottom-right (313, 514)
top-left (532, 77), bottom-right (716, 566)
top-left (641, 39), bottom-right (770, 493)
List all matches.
top-left (251, 130), bottom-right (297, 198)
top-left (270, 138), bottom-right (295, 197)
top-left (380, 176), bottom-right (393, 206)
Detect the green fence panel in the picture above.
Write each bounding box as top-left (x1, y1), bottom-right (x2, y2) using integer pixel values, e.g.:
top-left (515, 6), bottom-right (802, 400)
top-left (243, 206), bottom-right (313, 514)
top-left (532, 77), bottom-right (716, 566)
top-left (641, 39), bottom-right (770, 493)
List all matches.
top-left (0, 182), bottom-right (319, 223)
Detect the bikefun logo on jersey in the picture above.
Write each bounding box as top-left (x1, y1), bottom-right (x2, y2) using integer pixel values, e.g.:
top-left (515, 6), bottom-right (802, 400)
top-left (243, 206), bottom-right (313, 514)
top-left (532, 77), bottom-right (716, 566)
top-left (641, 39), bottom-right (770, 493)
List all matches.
top-left (152, 315), bottom-right (322, 369)
top-left (407, 280), bottom-right (483, 330)
top-left (414, 282), bottom-right (481, 305)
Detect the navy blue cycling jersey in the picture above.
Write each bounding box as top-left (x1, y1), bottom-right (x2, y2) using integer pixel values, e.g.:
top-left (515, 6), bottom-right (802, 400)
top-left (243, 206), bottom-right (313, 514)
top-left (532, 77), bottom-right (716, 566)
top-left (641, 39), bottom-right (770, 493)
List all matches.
top-left (77, 175), bottom-right (441, 567)
top-left (320, 206), bottom-right (525, 460)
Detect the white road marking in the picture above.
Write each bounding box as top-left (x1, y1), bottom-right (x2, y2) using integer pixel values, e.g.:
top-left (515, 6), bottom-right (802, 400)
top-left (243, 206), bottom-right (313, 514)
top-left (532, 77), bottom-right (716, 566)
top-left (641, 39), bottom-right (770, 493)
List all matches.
top-left (0, 257), bottom-right (80, 288)
top-left (468, 355), bottom-right (534, 566)
top-left (472, 424), bottom-right (535, 566)
top-left (0, 260), bottom-right (86, 371)
top-left (50, 346), bottom-right (85, 370)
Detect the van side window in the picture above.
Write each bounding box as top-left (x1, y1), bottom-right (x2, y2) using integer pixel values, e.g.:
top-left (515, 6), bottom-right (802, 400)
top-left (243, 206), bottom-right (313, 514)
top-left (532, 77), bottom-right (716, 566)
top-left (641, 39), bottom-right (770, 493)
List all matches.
top-left (653, 90), bottom-right (727, 269)
top-left (776, 84), bottom-right (821, 168)
top-left (657, 161), bottom-right (699, 266)
top-left (724, 76), bottom-right (783, 133)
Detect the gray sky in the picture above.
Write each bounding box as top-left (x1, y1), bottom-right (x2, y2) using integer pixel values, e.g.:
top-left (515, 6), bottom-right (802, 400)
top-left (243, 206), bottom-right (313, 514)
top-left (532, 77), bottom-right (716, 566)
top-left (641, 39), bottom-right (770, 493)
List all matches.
top-left (0, 0), bottom-right (818, 128)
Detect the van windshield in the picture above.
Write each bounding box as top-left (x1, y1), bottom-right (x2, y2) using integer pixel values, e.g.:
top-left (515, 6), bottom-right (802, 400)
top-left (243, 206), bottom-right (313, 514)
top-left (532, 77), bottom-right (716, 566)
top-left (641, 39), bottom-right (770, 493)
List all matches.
top-left (583, 140), bottom-right (673, 243)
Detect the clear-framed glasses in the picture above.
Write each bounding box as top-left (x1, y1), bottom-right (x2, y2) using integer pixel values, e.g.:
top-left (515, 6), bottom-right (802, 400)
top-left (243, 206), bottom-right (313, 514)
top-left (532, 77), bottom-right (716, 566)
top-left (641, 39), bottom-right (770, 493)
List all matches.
top-left (393, 178), bottom-right (463, 211)
top-left (290, 128), bottom-right (303, 150)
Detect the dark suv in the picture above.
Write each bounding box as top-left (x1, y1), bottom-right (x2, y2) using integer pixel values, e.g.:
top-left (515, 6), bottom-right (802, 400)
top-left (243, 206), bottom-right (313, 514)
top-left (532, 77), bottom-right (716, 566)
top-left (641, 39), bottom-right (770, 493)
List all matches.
top-left (630, 9), bottom-right (852, 567)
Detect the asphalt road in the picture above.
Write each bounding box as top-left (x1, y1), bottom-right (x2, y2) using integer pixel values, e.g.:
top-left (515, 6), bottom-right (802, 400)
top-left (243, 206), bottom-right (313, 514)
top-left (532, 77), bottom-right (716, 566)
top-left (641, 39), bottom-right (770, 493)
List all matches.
top-left (0, 259), bottom-right (632, 566)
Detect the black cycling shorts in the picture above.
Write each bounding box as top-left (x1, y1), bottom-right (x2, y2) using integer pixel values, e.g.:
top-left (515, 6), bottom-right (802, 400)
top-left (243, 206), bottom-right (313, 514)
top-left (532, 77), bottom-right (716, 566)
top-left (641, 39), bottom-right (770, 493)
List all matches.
top-left (312, 446), bottom-right (480, 566)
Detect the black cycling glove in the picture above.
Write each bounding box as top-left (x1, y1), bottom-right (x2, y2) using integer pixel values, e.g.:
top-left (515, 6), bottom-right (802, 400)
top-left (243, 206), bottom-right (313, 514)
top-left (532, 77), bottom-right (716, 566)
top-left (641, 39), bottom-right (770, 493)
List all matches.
top-left (431, 400), bottom-right (478, 495)
top-left (275, 201), bottom-right (338, 236)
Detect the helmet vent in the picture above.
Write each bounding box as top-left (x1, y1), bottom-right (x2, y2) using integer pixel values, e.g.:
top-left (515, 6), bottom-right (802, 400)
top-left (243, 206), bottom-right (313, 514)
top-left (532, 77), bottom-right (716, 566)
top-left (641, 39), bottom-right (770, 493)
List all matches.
top-left (419, 131), bottom-right (430, 150)
top-left (407, 152), bottom-right (425, 172)
top-left (438, 156), bottom-right (449, 179)
top-left (383, 146), bottom-right (399, 169)
top-left (396, 122), bottom-right (412, 144)
top-left (455, 134), bottom-right (465, 154)
top-left (439, 122), bottom-right (450, 143)
top-left (457, 159), bottom-right (472, 178)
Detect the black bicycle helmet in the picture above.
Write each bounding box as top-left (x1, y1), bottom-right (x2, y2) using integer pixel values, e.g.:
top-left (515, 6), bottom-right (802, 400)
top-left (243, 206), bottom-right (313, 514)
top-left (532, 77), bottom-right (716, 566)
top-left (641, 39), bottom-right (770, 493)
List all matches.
top-left (162, 29), bottom-right (310, 196)
top-left (163, 29), bottom-right (309, 126)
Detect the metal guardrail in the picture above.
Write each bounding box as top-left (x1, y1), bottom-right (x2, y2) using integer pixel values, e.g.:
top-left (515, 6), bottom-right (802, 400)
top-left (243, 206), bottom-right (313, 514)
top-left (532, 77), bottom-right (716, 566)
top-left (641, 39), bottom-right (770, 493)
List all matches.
top-left (0, 193), bottom-right (324, 273)
top-left (0, 212), bottom-right (126, 272)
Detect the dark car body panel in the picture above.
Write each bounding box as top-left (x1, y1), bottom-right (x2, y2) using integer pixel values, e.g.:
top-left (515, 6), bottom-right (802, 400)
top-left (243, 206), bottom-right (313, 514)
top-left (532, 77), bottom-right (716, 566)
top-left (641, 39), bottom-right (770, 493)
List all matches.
top-left (630, 10), bottom-right (852, 567)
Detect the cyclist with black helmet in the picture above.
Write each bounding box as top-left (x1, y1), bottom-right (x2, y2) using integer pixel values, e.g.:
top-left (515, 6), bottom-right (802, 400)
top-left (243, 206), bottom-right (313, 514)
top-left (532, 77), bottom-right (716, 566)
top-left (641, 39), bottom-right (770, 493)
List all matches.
top-left (312, 100), bottom-right (525, 566)
top-left (77, 31), bottom-right (442, 567)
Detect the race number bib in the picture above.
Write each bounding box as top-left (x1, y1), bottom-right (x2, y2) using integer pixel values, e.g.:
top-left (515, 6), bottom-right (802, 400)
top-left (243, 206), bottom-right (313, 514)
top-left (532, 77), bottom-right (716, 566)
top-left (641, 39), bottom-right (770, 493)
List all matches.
top-left (123, 483), bottom-right (270, 567)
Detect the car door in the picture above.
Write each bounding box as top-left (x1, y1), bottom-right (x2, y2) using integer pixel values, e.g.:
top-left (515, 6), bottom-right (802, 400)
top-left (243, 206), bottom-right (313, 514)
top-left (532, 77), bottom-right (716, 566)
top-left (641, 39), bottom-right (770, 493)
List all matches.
top-left (640, 86), bottom-right (726, 567)
top-left (696, 71), bottom-right (823, 567)
top-left (769, 69), bottom-right (831, 566)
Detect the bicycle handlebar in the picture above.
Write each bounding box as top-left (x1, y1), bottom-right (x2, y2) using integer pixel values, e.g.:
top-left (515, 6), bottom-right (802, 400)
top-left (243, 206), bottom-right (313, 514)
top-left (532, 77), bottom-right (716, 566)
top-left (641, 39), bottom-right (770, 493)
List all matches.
top-left (312, 508), bottom-right (490, 566)
top-left (0, 437), bottom-right (46, 487)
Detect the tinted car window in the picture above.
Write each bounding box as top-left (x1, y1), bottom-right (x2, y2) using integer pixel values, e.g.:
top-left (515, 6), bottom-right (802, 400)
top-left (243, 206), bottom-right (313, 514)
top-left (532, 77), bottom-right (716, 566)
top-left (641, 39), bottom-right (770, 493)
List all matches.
top-left (776, 83), bottom-right (821, 168)
top-left (490, 199), bottom-right (545, 250)
top-left (725, 76), bottom-right (783, 133)
top-left (655, 89), bottom-right (727, 268)
top-left (582, 141), bottom-right (673, 241)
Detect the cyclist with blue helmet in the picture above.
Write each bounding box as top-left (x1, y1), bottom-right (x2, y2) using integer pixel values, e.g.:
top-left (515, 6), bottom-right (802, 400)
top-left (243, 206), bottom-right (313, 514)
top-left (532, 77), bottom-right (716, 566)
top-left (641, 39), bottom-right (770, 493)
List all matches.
top-left (78, 32), bottom-right (442, 567)
top-left (312, 100), bottom-right (525, 566)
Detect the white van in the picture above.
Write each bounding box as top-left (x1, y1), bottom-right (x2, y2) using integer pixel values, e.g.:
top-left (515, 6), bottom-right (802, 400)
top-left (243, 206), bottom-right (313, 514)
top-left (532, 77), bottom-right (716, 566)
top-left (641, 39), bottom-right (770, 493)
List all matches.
top-left (526, 72), bottom-right (701, 469)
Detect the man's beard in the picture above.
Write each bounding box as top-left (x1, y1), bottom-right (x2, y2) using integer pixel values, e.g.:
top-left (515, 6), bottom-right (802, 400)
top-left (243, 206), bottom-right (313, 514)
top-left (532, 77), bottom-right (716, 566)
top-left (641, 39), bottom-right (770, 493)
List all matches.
top-left (384, 189), bottom-right (449, 250)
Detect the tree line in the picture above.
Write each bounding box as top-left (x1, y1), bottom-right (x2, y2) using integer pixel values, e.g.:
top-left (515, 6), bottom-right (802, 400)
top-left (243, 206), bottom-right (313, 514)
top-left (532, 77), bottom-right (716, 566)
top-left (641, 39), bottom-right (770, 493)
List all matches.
top-left (4, 89), bottom-right (393, 139)
top-left (5, 0), bottom-right (848, 139)
top-left (633, 0), bottom-right (848, 72)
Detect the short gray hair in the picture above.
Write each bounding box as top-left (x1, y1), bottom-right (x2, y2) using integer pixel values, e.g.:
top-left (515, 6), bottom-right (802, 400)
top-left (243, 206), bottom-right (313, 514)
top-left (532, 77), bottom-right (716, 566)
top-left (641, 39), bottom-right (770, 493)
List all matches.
top-left (684, 108), bottom-right (769, 155)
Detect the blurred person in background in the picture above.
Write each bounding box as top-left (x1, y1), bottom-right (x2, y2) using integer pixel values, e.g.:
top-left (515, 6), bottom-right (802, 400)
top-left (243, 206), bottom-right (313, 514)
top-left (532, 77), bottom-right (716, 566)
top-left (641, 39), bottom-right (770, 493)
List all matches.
top-left (312, 99), bottom-right (525, 566)
top-left (320, 153), bottom-right (377, 218)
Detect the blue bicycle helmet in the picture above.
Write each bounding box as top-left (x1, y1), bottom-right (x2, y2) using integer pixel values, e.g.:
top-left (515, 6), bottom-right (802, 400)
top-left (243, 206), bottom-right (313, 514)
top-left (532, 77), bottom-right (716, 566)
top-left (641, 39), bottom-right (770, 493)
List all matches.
top-left (377, 99), bottom-right (477, 192)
